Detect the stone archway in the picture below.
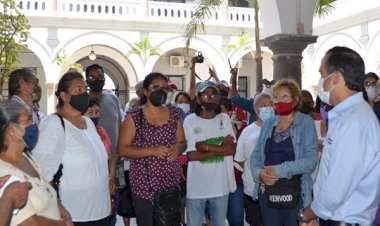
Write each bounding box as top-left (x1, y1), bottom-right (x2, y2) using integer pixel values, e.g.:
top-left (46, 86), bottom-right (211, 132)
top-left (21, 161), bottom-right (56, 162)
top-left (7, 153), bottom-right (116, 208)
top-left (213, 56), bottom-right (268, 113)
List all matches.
top-left (70, 45), bottom-right (133, 107)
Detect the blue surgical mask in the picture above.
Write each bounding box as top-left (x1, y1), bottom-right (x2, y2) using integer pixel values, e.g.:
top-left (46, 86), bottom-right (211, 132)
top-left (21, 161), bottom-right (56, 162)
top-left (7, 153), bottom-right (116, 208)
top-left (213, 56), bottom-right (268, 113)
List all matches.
top-left (258, 106), bottom-right (275, 121)
top-left (22, 124), bottom-right (39, 150)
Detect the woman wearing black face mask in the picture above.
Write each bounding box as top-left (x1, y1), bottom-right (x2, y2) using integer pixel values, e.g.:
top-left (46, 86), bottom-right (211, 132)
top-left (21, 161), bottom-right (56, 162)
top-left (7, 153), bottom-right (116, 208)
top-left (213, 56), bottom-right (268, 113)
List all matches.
top-left (33, 71), bottom-right (112, 226)
top-left (300, 90), bottom-right (322, 121)
top-left (0, 100), bottom-right (72, 226)
top-left (118, 72), bottom-right (186, 226)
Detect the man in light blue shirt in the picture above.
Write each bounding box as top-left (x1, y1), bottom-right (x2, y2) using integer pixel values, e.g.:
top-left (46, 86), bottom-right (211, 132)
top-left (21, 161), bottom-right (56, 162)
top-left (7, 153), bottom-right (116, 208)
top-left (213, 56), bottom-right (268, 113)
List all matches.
top-left (299, 46), bottom-right (380, 225)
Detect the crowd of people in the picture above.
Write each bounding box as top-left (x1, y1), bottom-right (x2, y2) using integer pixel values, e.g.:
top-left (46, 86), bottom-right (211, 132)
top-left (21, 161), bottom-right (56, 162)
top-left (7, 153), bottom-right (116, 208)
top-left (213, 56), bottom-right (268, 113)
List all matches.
top-left (0, 46), bottom-right (380, 226)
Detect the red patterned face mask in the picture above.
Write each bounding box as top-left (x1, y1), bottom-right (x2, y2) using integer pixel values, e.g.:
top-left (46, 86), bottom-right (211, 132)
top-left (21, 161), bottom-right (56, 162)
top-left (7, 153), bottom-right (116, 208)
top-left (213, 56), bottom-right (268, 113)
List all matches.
top-left (274, 102), bottom-right (294, 116)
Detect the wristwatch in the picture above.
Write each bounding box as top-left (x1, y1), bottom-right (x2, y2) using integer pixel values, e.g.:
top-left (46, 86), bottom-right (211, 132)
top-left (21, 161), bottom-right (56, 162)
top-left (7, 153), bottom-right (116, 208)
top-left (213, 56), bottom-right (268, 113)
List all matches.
top-left (298, 208), bottom-right (311, 223)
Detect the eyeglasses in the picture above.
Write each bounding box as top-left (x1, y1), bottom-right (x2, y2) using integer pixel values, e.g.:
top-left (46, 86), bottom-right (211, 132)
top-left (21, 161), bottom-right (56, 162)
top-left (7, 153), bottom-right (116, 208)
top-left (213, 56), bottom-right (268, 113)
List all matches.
top-left (87, 74), bottom-right (105, 82)
top-left (200, 94), bottom-right (219, 100)
top-left (149, 84), bottom-right (169, 92)
top-left (18, 114), bottom-right (33, 123)
top-left (365, 82), bottom-right (377, 87)
top-left (272, 94), bottom-right (292, 103)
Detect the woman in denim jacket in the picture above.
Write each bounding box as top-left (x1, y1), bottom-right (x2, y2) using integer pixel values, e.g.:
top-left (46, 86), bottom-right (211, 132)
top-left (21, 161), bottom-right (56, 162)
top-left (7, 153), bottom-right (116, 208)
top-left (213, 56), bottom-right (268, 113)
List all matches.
top-left (250, 79), bottom-right (318, 226)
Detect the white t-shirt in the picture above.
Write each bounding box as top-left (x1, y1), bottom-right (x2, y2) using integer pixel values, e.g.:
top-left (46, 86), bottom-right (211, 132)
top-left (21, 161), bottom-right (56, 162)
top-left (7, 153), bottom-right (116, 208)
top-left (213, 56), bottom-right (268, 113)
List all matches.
top-left (312, 120), bottom-right (324, 182)
top-left (0, 153), bottom-right (61, 226)
top-left (33, 115), bottom-right (110, 222)
top-left (234, 122), bottom-right (261, 197)
top-left (183, 113), bottom-right (235, 199)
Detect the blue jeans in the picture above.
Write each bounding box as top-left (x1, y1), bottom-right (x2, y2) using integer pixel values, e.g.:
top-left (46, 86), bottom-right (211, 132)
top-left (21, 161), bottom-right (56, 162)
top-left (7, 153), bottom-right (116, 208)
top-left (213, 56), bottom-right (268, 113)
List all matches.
top-left (227, 181), bottom-right (244, 226)
top-left (187, 195), bottom-right (229, 226)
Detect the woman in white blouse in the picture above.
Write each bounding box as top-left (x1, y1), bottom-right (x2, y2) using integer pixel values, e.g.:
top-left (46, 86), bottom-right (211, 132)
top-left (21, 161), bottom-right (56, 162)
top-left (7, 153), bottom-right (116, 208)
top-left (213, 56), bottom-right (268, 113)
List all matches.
top-left (0, 100), bottom-right (72, 226)
top-left (33, 71), bottom-right (111, 226)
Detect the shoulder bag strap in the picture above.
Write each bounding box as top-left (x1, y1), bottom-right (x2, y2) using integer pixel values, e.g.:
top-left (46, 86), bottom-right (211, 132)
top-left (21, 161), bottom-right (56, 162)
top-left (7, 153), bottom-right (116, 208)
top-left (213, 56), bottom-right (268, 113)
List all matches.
top-left (53, 113), bottom-right (65, 199)
top-left (54, 113), bottom-right (65, 131)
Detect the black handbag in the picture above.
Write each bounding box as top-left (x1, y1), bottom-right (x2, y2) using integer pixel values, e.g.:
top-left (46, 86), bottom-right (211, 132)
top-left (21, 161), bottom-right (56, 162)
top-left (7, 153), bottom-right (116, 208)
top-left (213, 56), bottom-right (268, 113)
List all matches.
top-left (265, 175), bottom-right (301, 209)
top-left (264, 127), bottom-right (301, 209)
top-left (117, 170), bottom-right (136, 218)
top-left (139, 108), bottom-right (181, 226)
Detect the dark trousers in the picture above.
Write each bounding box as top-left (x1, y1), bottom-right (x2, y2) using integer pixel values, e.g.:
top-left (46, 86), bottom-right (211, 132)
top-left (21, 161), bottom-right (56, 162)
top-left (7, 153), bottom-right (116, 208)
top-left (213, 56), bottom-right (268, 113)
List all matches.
top-left (73, 217), bottom-right (111, 226)
top-left (321, 219), bottom-right (360, 226)
top-left (132, 194), bottom-right (154, 226)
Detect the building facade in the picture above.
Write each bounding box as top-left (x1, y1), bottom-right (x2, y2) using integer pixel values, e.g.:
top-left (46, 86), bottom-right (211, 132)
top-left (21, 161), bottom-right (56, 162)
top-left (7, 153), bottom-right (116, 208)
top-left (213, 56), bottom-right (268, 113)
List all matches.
top-left (10, 0), bottom-right (380, 114)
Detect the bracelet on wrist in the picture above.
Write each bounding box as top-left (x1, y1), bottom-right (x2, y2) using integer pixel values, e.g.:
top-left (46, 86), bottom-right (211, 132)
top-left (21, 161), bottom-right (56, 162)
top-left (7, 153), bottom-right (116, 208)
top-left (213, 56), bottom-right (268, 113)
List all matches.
top-left (298, 208), bottom-right (316, 223)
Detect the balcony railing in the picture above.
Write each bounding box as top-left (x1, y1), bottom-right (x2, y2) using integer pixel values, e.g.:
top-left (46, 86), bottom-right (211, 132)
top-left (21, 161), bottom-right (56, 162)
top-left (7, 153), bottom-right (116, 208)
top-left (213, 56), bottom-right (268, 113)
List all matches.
top-left (16, 0), bottom-right (257, 28)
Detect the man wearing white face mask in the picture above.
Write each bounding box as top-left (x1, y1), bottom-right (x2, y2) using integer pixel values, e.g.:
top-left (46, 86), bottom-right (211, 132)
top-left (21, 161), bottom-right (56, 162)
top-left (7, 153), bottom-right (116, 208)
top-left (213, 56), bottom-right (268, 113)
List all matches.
top-left (235, 93), bottom-right (273, 226)
top-left (299, 47), bottom-right (380, 226)
top-left (363, 72), bottom-right (379, 106)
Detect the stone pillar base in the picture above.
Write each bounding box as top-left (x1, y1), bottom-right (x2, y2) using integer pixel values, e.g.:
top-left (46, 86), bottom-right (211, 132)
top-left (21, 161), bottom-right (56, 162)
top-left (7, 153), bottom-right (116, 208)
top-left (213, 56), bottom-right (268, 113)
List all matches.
top-left (261, 34), bottom-right (317, 86)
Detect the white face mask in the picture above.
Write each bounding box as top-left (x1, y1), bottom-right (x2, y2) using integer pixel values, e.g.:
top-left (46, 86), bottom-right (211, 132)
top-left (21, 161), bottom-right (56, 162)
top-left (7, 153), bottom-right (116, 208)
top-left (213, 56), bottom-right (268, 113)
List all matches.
top-left (365, 86), bottom-right (378, 101)
top-left (318, 73), bottom-right (335, 105)
top-left (176, 103), bottom-right (190, 114)
top-left (258, 106), bottom-right (275, 122)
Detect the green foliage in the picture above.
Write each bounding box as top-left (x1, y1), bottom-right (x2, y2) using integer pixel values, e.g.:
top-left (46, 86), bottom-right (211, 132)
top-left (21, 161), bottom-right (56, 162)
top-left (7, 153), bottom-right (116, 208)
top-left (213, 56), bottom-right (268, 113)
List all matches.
top-left (315, 0), bottom-right (335, 18)
top-left (184, 0), bottom-right (223, 50)
top-left (127, 37), bottom-right (161, 64)
top-left (54, 52), bottom-right (84, 74)
top-left (0, 0), bottom-right (30, 91)
top-left (226, 32), bottom-right (253, 57)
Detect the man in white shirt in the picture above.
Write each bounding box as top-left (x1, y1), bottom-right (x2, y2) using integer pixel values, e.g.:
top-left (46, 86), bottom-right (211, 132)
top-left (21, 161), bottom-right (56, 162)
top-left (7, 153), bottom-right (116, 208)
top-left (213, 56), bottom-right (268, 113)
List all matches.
top-left (183, 80), bottom-right (236, 226)
top-left (299, 46), bottom-right (380, 225)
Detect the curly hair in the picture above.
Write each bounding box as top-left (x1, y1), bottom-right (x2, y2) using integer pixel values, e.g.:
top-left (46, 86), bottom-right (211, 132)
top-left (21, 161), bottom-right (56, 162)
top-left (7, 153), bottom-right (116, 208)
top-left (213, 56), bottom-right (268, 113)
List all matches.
top-left (271, 79), bottom-right (302, 111)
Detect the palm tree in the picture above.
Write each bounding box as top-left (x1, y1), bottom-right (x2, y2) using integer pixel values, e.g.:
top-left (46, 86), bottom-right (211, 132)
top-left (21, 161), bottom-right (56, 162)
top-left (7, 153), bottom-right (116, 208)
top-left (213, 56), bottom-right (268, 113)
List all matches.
top-left (184, 0), bottom-right (264, 92)
top-left (252, 0), bottom-right (262, 92)
top-left (127, 37), bottom-right (161, 65)
top-left (184, 0), bottom-right (334, 93)
top-left (314, 0), bottom-right (335, 18)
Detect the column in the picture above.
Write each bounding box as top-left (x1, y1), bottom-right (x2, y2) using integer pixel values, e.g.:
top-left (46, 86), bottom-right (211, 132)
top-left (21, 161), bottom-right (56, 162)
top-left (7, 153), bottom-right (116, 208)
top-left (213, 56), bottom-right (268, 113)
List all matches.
top-left (140, 0), bottom-right (148, 18)
top-left (45, 82), bottom-right (57, 115)
top-left (261, 34), bottom-right (317, 86)
top-left (221, 0), bottom-right (229, 21)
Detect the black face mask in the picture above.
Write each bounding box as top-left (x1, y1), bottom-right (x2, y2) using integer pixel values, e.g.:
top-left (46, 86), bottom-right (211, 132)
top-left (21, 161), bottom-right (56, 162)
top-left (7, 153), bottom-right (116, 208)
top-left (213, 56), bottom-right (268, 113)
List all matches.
top-left (300, 101), bottom-right (313, 114)
top-left (91, 117), bottom-right (99, 126)
top-left (202, 103), bottom-right (219, 112)
top-left (70, 92), bottom-right (90, 113)
top-left (88, 79), bottom-right (105, 92)
top-left (149, 89), bottom-right (167, 107)
top-left (219, 90), bottom-right (229, 97)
